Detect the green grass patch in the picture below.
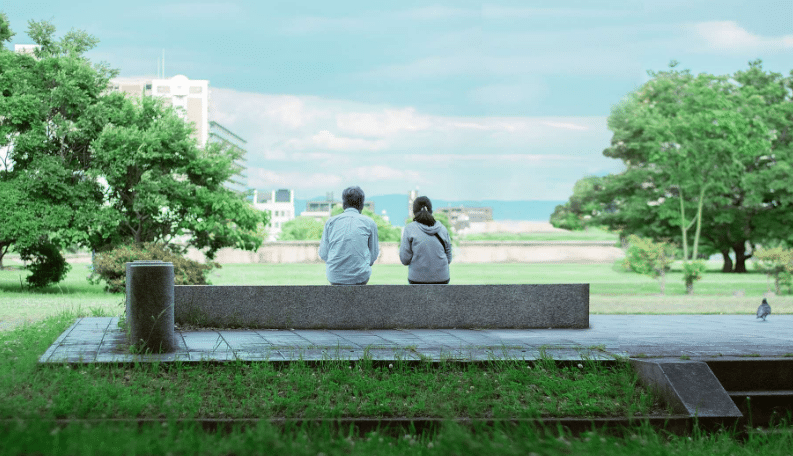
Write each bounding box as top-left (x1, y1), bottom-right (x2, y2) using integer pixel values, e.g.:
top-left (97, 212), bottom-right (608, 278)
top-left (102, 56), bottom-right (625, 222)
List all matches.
top-left (1, 317), bottom-right (663, 421)
top-left (1, 420), bottom-right (791, 456)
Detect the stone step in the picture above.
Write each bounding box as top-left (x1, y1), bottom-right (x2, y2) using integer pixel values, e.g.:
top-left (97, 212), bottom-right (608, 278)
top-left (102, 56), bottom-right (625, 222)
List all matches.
top-left (728, 391), bottom-right (793, 427)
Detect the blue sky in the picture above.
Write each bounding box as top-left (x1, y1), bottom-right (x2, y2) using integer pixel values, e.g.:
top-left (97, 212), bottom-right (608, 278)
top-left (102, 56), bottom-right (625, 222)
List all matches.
top-left (5, 1), bottom-right (793, 201)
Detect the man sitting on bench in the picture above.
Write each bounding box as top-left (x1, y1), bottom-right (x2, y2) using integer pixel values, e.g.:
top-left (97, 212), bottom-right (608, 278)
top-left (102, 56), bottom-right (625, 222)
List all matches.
top-left (318, 186), bottom-right (380, 285)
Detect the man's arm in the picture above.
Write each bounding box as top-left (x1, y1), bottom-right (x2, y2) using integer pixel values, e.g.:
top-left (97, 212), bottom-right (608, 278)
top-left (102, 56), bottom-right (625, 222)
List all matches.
top-left (368, 221), bottom-right (379, 266)
top-left (318, 220), bottom-right (331, 262)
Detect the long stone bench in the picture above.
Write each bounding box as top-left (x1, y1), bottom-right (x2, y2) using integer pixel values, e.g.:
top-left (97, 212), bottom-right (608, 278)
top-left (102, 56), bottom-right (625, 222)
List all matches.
top-left (173, 284), bottom-right (589, 330)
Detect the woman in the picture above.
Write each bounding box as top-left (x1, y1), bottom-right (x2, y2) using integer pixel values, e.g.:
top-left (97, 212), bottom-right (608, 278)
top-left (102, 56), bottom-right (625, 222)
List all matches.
top-left (399, 196), bottom-right (453, 284)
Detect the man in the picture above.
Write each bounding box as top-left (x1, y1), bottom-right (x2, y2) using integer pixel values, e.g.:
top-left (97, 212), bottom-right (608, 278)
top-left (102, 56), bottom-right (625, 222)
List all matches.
top-left (319, 186), bottom-right (379, 285)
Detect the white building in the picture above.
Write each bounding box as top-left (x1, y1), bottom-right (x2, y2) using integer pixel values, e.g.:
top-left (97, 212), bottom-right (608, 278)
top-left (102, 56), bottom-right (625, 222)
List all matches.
top-left (111, 75), bottom-right (209, 145)
top-left (253, 189), bottom-right (295, 241)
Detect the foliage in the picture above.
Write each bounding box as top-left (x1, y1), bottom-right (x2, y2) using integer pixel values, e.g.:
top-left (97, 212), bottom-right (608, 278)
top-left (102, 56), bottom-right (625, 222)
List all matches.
top-left (1, 18), bottom-right (266, 286)
top-left (567, 61), bottom-right (793, 273)
top-left (550, 176), bottom-right (604, 231)
top-left (330, 205), bottom-right (401, 242)
top-left (278, 216), bottom-right (324, 241)
top-left (89, 95), bottom-right (268, 258)
top-left (90, 243), bottom-right (219, 293)
top-left (622, 235), bottom-right (677, 294)
top-left (682, 260), bottom-right (707, 295)
top-left (0, 20), bottom-right (111, 275)
top-left (17, 241), bottom-right (71, 288)
top-left (753, 246), bottom-right (793, 294)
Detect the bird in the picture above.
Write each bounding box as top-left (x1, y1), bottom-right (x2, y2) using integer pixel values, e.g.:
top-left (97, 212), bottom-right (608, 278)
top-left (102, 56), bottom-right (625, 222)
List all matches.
top-left (757, 298), bottom-right (771, 321)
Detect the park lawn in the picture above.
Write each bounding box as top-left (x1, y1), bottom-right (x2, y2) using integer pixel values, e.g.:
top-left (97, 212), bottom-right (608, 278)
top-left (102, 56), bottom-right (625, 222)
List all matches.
top-left (0, 314), bottom-right (791, 455)
top-left (2, 261), bottom-right (791, 331)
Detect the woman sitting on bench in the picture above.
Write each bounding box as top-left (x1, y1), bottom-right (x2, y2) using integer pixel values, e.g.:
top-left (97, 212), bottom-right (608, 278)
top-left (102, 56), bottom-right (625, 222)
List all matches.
top-left (399, 196), bottom-right (453, 284)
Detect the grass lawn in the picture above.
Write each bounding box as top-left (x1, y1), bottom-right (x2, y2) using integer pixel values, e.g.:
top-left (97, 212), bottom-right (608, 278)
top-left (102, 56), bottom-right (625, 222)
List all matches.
top-left (2, 314), bottom-right (792, 455)
top-left (2, 261), bottom-right (792, 454)
top-left (2, 260), bottom-right (790, 331)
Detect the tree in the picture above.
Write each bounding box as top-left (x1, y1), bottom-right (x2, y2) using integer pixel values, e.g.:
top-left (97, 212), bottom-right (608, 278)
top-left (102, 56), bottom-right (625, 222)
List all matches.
top-left (278, 216), bottom-right (324, 241)
top-left (1, 18), bottom-right (267, 285)
top-left (89, 95), bottom-right (267, 258)
top-left (576, 61), bottom-right (790, 276)
top-left (0, 19), bottom-right (111, 284)
top-left (550, 176), bottom-right (604, 231)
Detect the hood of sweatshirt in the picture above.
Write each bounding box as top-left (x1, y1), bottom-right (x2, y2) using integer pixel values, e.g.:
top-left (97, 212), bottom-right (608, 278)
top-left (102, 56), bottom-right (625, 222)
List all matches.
top-left (416, 221), bottom-right (442, 235)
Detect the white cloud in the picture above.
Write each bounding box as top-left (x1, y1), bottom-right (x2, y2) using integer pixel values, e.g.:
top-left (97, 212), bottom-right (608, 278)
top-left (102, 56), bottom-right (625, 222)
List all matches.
top-left (336, 108), bottom-right (432, 137)
top-left (344, 165), bottom-right (423, 183)
top-left (284, 130), bottom-right (388, 152)
top-left (541, 121), bottom-right (589, 131)
top-left (690, 21), bottom-right (793, 53)
top-left (250, 169), bottom-right (342, 190)
top-left (210, 89), bottom-right (323, 130)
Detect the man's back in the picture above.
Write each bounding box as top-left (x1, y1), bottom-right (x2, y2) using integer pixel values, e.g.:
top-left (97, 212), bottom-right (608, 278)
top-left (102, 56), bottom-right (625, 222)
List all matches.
top-left (319, 208), bottom-right (379, 284)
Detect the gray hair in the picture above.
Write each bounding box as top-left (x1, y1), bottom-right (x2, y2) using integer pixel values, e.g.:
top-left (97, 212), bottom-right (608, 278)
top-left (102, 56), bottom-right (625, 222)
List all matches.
top-left (342, 186), bottom-right (365, 212)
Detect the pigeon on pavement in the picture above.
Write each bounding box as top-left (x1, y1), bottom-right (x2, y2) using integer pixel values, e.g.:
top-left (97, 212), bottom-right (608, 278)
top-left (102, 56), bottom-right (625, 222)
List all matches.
top-left (757, 298), bottom-right (771, 321)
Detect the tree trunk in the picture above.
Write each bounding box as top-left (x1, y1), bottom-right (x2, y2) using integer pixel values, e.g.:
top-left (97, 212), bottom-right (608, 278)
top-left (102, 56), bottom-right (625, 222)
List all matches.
top-left (720, 249), bottom-right (733, 273)
top-left (733, 241), bottom-right (749, 273)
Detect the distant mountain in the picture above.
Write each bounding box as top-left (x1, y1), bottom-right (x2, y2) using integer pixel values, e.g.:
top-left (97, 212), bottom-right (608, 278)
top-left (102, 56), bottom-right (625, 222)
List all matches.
top-left (294, 194), bottom-right (564, 227)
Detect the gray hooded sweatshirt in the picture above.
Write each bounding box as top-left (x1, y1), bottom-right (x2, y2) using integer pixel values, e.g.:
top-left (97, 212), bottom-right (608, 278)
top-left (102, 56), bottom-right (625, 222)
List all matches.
top-left (399, 221), bottom-right (453, 283)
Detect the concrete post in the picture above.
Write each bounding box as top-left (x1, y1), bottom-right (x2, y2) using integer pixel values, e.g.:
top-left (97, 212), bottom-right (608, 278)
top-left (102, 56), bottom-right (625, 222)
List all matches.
top-left (125, 261), bottom-right (176, 353)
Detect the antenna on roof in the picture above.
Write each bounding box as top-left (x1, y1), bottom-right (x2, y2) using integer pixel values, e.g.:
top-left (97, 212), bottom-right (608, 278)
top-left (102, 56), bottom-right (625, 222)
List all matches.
top-left (162, 49), bottom-right (165, 78)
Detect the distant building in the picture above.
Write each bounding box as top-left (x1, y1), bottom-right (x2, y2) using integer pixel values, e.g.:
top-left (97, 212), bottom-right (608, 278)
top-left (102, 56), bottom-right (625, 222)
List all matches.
top-left (408, 189), bottom-right (419, 220)
top-left (436, 206), bottom-right (493, 232)
top-left (253, 189), bottom-right (295, 241)
top-left (208, 121), bottom-right (248, 194)
top-left (14, 44), bottom-right (40, 57)
top-left (301, 192), bottom-right (374, 220)
top-left (111, 75), bottom-right (209, 145)
top-left (109, 75), bottom-right (248, 194)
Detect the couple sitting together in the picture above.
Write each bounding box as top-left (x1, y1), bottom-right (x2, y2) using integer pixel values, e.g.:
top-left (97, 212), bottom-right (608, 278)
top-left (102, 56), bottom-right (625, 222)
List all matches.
top-left (318, 186), bottom-right (453, 285)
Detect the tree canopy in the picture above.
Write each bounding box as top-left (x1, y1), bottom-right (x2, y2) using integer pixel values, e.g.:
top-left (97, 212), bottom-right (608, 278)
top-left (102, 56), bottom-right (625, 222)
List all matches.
top-left (553, 61), bottom-right (793, 273)
top-left (0, 18), bottom-right (267, 283)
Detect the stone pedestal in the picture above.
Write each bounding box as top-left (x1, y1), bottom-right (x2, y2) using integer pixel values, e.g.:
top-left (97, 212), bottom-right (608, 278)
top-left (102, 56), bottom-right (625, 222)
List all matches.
top-left (125, 261), bottom-right (176, 353)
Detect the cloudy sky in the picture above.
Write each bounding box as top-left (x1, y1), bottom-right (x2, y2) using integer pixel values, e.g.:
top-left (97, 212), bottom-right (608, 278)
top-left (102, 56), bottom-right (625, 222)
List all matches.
top-left (5, 1), bottom-right (793, 200)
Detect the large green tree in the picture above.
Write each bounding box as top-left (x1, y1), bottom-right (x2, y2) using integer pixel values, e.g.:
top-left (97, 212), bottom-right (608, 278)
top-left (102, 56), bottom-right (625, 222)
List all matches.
top-left (1, 17), bottom-right (267, 283)
top-left (0, 19), bottom-right (109, 283)
top-left (564, 61), bottom-right (792, 273)
top-left (88, 94), bottom-right (267, 258)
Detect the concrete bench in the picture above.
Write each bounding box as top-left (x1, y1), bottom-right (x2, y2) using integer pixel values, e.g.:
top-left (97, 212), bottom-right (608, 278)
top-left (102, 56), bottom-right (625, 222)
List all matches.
top-left (173, 284), bottom-right (589, 330)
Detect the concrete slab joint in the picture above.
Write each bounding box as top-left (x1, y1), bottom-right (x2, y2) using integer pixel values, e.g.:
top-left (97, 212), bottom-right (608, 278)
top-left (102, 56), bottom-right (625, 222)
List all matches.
top-left (172, 284), bottom-right (590, 330)
top-left (630, 359), bottom-right (742, 419)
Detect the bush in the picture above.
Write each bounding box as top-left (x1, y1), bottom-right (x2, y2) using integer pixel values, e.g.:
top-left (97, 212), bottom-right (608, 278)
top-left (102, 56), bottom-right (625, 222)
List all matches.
top-left (682, 260), bottom-right (706, 295)
top-left (90, 243), bottom-right (220, 293)
top-left (622, 235), bottom-right (676, 294)
top-left (754, 246), bottom-right (793, 294)
top-left (19, 241), bottom-right (71, 288)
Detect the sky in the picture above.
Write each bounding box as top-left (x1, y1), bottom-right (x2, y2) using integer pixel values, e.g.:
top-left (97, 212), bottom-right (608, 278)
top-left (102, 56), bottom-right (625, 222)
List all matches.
top-left (5, 1), bottom-right (793, 201)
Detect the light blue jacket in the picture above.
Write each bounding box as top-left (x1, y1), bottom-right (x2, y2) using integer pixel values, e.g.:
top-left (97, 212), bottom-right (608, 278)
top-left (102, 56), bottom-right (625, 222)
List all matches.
top-left (319, 208), bottom-right (380, 284)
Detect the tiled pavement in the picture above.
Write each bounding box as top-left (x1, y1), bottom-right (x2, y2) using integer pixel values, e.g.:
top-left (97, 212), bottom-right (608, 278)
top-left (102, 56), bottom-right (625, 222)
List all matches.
top-left (39, 315), bottom-right (793, 364)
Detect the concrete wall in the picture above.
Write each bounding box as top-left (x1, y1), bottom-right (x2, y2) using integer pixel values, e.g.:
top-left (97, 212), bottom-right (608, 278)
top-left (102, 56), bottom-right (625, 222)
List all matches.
top-left (174, 283), bottom-right (590, 329)
top-left (185, 241), bottom-right (623, 265)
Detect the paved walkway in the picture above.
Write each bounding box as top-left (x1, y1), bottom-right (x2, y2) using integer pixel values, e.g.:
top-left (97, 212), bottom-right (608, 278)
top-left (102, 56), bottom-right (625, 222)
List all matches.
top-left (38, 315), bottom-right (793, 364)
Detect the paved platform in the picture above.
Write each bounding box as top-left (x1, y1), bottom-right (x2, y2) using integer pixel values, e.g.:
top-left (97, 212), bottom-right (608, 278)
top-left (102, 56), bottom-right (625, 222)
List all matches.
top-left (38, 315), bottom-right (793, 364)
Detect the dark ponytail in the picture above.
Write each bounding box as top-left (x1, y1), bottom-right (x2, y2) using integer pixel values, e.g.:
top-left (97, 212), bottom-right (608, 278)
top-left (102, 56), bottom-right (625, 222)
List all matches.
top-left (412, 196), bottom-right (436, 227)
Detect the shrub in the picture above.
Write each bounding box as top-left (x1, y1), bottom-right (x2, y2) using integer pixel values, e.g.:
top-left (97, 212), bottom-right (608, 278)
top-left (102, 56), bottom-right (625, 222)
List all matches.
top-left (19, 241), bottom-right (71, 288)
top-left (682, 260), bottom-right (706, 295)
top-left (90, 243), bottom-right (220, 293)
top-left (622, 234), bottom-right (676, 294)
top-left (754, 247), bottom-right (793, 294)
